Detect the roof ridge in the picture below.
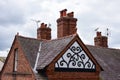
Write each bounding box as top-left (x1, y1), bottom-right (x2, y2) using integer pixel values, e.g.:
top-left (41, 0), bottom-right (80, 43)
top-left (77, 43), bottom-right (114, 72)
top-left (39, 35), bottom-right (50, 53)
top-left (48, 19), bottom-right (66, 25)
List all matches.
top-left (86, 44), bottom-right (120, 50)
top-left (43, 34), bottom-right (77, 42)
top-left (16, 35), bottom-right (40, 41)
top-left (16, 34), bottom-right (77, 42)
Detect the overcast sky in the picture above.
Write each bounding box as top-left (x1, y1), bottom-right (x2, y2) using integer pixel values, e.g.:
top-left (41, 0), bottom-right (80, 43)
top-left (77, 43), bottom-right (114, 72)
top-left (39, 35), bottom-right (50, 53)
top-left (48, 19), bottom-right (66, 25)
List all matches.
top-left (0, 0), bottom-right (120, 57)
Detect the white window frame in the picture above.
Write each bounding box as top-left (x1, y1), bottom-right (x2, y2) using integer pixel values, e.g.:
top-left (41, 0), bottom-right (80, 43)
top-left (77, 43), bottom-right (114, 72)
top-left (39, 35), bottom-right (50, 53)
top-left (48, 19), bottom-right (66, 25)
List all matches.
top-left (14, 48), bottom-right (18, 72)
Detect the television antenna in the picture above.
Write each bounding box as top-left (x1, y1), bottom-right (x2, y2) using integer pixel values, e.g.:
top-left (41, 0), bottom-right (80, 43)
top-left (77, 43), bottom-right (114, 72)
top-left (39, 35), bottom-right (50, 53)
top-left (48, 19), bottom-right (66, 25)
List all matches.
top-left (31, 19), bottom-right (41, 28)
top-left (48, 23), bottom-right (51, 27)
top-left (94, 27), bottom-right (99, 32)
top-left (105, 28), bottom-right (111, 37)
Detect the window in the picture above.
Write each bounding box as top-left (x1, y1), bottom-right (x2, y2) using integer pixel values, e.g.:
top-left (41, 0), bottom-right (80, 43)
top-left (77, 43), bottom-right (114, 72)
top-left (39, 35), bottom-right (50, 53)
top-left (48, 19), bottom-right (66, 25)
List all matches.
top-left (14, 48), bottom-right (18, 72)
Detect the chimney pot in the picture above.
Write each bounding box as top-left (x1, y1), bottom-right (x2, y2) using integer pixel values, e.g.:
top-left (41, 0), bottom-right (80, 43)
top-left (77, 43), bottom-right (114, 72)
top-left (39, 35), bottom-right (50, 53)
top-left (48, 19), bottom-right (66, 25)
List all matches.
top-left (45, 24), bottom-right (47, 27)
top-left (60, 9), bottom-right (67, 17)
top-left (67, 12), bottom-right (74, 17)
top-left (41, 23), bottom-right (44, 25)
top-left (40, 23), bottom-right (45, 28)
top-left (97, 32), bottom-right (101, 37)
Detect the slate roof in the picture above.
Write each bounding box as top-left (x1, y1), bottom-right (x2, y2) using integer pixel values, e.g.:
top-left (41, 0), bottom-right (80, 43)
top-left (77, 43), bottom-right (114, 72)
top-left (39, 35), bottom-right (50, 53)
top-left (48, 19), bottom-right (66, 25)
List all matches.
top-left (87, 45), bottom-right (120, 80)
top-left (17, 35), bottom-right (75, 69)
top-left (0, 57), bottom-right (6, 63)
top-left (17, 35), bottom-right (120, 80)
top-left (37, 35), bottom-right (75, 69)
top-left (0, 57), bottom-right (5, 71)
top-left (0, 61), bottom-right (4, 71)
top-left (17, 36), bottom-right (40, 68)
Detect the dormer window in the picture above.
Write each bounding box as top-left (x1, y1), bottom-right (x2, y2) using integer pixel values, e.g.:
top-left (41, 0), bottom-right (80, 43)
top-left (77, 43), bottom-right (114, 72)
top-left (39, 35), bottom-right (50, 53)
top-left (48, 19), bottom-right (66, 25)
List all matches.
top-left (14, 48), bottom-right (18, 72)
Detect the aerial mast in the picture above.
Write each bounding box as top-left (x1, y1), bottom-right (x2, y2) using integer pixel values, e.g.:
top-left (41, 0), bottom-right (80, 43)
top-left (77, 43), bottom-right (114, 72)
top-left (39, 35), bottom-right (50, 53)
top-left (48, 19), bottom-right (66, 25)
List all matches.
top-left (31, 19), bottom-right (41, 28)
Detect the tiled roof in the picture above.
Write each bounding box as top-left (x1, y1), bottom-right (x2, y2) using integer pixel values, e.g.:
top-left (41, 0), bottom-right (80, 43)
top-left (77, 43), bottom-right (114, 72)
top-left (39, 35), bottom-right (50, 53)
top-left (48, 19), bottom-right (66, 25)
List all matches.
top-left (0, 57), bottom-right (6, 63)
top-left (37, 35), bottom-right (75, 69)
top-left (0, 57), bottom-right (5, 71)
top-left (0, 61), bottom-right (4, 71)
top-left (17, 35), bottom-right (120, 80)
top-left (87, 45), bottom-right (120, 80)
top-left (17, 36), bottom-right (40, 68)
top-left (17, 35), bottom-right (75, 69)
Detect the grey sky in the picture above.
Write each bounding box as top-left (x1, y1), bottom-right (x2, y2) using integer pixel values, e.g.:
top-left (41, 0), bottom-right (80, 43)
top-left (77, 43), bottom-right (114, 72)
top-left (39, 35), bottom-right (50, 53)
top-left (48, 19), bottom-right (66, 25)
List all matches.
top-left (0, 0), bottom-right (120, 56)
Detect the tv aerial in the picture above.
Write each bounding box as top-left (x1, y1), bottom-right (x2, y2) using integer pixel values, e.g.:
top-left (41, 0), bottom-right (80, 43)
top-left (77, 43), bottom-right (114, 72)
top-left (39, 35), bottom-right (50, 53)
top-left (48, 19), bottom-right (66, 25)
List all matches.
top-left (94, 27), bottom-right (99, 32)
top-left (48, 23), bottom-right (51, 27)
top-left (105, 28), bottom-right (111, 37)
top-left (31, 19), bottom-right (41, 28)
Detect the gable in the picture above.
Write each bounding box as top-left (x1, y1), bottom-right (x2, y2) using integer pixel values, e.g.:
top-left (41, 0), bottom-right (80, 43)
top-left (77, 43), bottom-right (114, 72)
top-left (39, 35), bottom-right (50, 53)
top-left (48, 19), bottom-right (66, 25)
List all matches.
top-left (36, 34), bottom-right (102, 73)
top-left (0, 35), bottom-right (36, 80)
top-left (17, 36), bottom-right (40, 68)
top-left (36, 35), bottom-right (75, 70)
top-left (55, 40), bottom-right (96, 72)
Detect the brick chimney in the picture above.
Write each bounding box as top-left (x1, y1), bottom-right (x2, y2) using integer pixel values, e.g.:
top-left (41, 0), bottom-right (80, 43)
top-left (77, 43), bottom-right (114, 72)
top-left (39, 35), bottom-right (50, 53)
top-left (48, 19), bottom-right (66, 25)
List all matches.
top-left (57, 9), bottom-right (77, 38)
top-left (94, 32), bottom-right (108, 47)
top-left (37, 23), bottom-right (51, 40)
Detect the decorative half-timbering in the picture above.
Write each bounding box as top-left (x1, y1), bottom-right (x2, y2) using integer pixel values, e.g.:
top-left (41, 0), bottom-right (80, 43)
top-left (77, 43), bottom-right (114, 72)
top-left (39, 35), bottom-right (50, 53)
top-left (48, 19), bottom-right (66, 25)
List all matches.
top-left (55, 41), bottom-right (96, 72)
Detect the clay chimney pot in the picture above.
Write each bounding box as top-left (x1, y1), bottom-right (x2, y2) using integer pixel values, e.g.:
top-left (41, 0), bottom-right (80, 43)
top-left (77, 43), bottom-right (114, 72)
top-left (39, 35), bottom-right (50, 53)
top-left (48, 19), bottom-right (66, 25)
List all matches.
top-left (97, 32), bottom-right (101, 37)
top-left (67, 12), bottom-right (74, 17)
top-left (60, 9), bottom-right (67, 17)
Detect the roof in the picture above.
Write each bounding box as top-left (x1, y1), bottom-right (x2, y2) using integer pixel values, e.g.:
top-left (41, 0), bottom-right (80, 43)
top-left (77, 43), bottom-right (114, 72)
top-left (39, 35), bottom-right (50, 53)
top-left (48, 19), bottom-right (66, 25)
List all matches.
top-left (0, 61), bottom-right (4, 71)
top-left (87, 45), bottom-right (120, 80)
top-left (16, 35), bottom-right (120, 80)
top-left (0, 57), bottom-right (6, 63)
top-left (17, 36), bottom-right (40, 68)
top-left (0, 57), bottom-right (6, 71)
top-left (37, 35), bottom-right (75, 69)
top-left (17, 34), bottom-right (75, 69)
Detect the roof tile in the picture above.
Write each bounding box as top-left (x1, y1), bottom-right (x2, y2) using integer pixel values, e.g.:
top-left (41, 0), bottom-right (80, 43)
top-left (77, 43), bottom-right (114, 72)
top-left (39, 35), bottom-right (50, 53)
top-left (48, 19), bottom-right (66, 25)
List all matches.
top-left (17, 35), bottom-right (120, 80)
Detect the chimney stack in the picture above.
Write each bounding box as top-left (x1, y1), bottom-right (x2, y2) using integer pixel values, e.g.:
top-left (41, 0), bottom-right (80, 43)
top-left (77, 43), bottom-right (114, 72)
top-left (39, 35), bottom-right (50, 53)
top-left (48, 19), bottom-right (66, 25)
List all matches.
top-left (57, 9), bottom-right (77, 38)
top-left (37, 23), bottom-right (51, 40)
top-left (94, 32), bottom-right (108, 47)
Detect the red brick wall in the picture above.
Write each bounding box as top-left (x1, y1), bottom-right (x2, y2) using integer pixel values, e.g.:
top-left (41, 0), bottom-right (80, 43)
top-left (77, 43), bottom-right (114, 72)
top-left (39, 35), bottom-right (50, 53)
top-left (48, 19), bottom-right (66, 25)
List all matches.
top-left (57, 9), bottom-right (77, 38)
top-left (37, 23), bottom-right (51, 40)
top-left (94, 32), bottom-right (108, 47)
top-left (46, 62), bottom-right (100, 80)
top-left (45, 36), bottom-right (101, 80)
top-left (1, 36), bottom-right (36, 80)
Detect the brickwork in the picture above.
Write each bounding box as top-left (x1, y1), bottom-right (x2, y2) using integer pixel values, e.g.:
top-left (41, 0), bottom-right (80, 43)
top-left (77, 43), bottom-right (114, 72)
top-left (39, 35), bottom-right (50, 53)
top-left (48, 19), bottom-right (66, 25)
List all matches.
top-left (43, 36), bottom-right (101, 80)
top-left (94, 32), bottom-right (108, 47)
top-left (57, 9), bottom-right (77, 38)
top-left (46, 62), bottom-right (100, 80)
top-left (1, 9), bottom-right (102, 80)
top-left (0, 36), bottom-right (36, 80)
top-left (37, 23), bottom-right (51, 40)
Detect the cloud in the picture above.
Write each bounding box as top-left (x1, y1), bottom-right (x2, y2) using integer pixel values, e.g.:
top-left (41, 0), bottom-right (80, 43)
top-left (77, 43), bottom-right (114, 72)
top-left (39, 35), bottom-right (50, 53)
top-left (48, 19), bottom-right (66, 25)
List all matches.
top-left (0, 0), bottom-right (26, 26)
top-left (0, 25), bottom-right (18, 50)
top-left (0, 49), bottom-right (9, 57)
top-left (0, 0), bottom-right (120, 57)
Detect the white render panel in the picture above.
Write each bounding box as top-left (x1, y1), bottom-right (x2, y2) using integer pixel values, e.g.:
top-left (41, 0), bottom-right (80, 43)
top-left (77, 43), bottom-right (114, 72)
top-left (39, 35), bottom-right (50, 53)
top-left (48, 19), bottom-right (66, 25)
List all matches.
top-left (55, 41), bottom-right (95, 70)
